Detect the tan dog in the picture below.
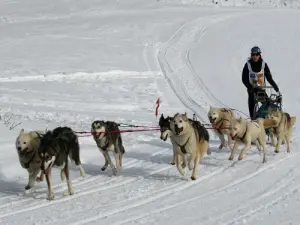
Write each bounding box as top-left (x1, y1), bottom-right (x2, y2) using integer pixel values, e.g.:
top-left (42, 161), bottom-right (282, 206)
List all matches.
top-left (229, 118), bottom-right (276, 163)
top-left (208, 106), bottom-right (236, 150)
top-left (169, 113), bottom-right (209, 180)
top-left (267, 108), bottom-right (296, 153)
top-left (15, 129), bottom-right (45, 190)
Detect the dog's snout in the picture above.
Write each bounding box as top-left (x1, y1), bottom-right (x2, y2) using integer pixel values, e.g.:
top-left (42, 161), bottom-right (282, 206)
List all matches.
top-left (17, 147), bottom-right (21, 151)
top-left (175, 124), bottom-right (178, 128)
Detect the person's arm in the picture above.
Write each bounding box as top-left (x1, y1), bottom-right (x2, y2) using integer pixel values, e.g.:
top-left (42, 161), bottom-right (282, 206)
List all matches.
top-left (242, 63), bottom-right (252, 90)
top-left (264, 63), bottom-right (279, 92)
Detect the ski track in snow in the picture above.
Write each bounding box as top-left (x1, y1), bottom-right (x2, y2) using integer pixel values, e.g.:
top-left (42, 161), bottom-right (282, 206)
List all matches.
top-left (157, 12), bottom-right (251, 122)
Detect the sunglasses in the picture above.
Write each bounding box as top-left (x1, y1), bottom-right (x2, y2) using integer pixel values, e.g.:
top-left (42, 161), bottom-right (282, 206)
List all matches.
top-left (251, 53), bottom-right (260, 56)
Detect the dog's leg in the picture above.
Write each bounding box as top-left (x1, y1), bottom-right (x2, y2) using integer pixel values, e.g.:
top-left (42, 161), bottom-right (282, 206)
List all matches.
top-left (63, 160), bottom-right (74, 196)
top-left (226, 131), bottom-right (233, 150)
top-left (171, 144), bottom-right (176, 165)
top-left (175, 153), bottom-right (186, 176)
top-left (275, 132), bottom-right (284, 153)
top-left (36, 170), bottom-right (44, 182)
top-left (238, 139), bottom-right (252, 161)
top-left (182, 154), bottom-right (187, 169)
top-left (113, 151), bottom-right (121, 173)
top-left (191, 152), bottom-right (201, 180)
top-left (270, 128), bottom-right (277, 147)
top-left (25, 168), bottom-right (41, 190)
top-left (216, 132), bottom-right (226, 149)
top-left (60, 170), bottom-right (66, 182)
top-left (228, 140), bottom-right (241, 160)
top-left (119, 152), bottom-right (123, 167)
top-left (100, 151), bottom-right (109, 171)
top-left (45, 169), bottom-right (55, 200)
top-left (103, 151), bottom-right (117, 175)
top-left (255, 140), bottom-right (262, 153)
top-left (285, 129), bottom-right (292, 153)
top-left (188, 154), bottom-right (194, 171)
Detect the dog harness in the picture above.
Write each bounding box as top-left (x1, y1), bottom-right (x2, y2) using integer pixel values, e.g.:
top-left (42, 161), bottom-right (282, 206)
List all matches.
top-left (174, 137), bottom-right (190, 154)
top-left (247, 58), bottom-right (265, 88)
top-left (213, 118), bottom-right (232, 133)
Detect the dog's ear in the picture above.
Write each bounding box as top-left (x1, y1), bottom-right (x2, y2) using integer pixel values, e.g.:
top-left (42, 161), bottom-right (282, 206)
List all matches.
top-left (19, 128), bottom-right (24, 135)
top-left (160, 114), bottom-right (164, 119)
top-left (182, 112), bottom-right (188, 121)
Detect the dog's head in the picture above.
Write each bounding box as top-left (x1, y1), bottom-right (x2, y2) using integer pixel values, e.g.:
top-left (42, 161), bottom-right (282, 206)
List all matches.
top-left (91, 120), bottom-right (106, 138)
top-left (170, 112), bottom-right (189, 136)
top-left (15, 129), bottom-right (39, 157)
top-left (38, 131), bottom-right (58, 173)
top-left (159, 114), bottom-right (173, 141)
top-left (208, 106), bottom-right (221, 124)
top-left (230, 118), bottom-right (245, 140)
top-left (267, 108), bottom-right (282, 124)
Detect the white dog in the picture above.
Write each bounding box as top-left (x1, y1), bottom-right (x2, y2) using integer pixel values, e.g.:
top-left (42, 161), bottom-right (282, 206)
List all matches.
top-left (229, 118), bottom-right (276, 163)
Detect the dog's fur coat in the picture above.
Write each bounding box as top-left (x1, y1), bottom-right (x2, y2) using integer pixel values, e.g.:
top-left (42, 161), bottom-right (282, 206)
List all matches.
top-left (38, 126), bottom-right (85, 200)
top-left (229, 118), bottom-right (277, 163)
top-left (208, 106), bottom-right (237, 150)
top-left (267, 108), bottom-right (296, 153)
top-left (91, 120), bottom-right (125, 176)
top-left (159, 114), bottom-right (211, 166)
top-left (168, 113), bottom-right (210, 180)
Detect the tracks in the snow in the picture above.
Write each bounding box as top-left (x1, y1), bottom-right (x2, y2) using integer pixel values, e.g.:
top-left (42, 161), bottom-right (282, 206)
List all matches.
top-left (157, 12), bottom-right (249, 121)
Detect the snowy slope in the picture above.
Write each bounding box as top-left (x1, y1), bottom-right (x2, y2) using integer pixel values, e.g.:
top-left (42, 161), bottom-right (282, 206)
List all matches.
top-left (0, 0), bottom-right (300, 225)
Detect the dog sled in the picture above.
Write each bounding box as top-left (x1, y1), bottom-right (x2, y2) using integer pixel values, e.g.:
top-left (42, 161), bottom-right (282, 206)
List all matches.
top-left (252, 85), bottom-right (282, 136)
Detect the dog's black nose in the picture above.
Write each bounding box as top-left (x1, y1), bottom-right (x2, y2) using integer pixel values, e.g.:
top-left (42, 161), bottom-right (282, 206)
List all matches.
top-left (175, 124), bottom-right (178, 128)
top-left (17, 147), bottom-right (21, 151)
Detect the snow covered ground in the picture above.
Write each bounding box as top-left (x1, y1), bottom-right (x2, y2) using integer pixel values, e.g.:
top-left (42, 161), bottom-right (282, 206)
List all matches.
top-left (0, 0), bottom-right (300, 224)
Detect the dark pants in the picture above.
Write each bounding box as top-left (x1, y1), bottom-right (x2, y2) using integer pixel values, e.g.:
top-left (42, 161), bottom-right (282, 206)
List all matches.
top-left (247, 88), bottom-right (268, 120)
top-left (247, 90), bottom-right (255, 120)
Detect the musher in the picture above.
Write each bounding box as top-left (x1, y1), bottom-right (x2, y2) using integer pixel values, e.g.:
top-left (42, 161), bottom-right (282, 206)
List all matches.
top-left (242, 46), bottom-right (280, 119)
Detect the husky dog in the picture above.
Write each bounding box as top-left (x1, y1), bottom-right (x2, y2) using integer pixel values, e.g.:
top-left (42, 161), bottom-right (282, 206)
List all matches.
top-left (229, 118), bottom-right (276, 163)
top-left (159, 114), bottom-right (211, 165)
top-left (91, 120), bottom-right (125, 176)
top-left (208, 106), bottom-right (236, 150)
top-left (169, 113), bottom-right (209, 180)
top-left (38, 126), bottom-right (86, 200)
top-left (15, 129), bottom-right (46, 190)
top-left (267, 108), bottom-right (296, 153)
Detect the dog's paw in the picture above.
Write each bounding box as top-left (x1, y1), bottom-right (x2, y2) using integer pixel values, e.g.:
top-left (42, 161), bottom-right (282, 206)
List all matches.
top-left (228, 155), bottom-right (234, 161)
top-left (191, 176), bottom-right (196, 180)
top-left (238, 155), bottom-right (244, 161)
top-left (170, 162), bottom-right (176, 165)
top-left (218, 144), bottom-right (224, 150)
top-left (112, 168), bottom-right (118, 176)
top-left (47, 193), bottom-right (55, 200)
top-left (274, 149), bottom-right (279, 153)
top-left (101, 166), bottom-right (107, 171)
top-left (25, 185), bottom-right (32, 190)
top-left (207, 149), bottom-right (212, 155)
top-left (64, 190), bottom-right (74, 196)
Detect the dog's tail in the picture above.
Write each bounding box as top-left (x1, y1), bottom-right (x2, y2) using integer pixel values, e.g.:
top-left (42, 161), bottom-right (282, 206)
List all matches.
top-left (285, 113), bottom-right (296, 127)
top-left (198, 139), bottom-right (209, 160)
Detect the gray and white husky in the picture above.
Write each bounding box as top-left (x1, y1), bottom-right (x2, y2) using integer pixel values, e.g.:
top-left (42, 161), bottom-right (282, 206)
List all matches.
top-left (91, 120), bottom-right (125, 176)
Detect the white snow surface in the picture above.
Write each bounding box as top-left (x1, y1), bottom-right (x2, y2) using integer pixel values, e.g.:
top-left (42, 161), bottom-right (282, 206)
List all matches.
top-left (1, 0), bottom-right (300, 224)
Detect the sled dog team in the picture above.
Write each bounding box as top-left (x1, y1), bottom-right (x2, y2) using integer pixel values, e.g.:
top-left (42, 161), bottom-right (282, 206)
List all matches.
top-left (15, 106), bottom-right (295, 200)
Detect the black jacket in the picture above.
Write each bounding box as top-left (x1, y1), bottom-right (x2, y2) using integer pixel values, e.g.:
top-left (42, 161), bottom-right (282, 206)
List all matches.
top-left (242, 58), bottom-right (279, 92)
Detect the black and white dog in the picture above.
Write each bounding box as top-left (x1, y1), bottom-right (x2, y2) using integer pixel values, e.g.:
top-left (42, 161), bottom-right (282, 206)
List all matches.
top-left (91, 120), bottom-right (125, 176)
top-left (38, 126), bottom-right (85, 200)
